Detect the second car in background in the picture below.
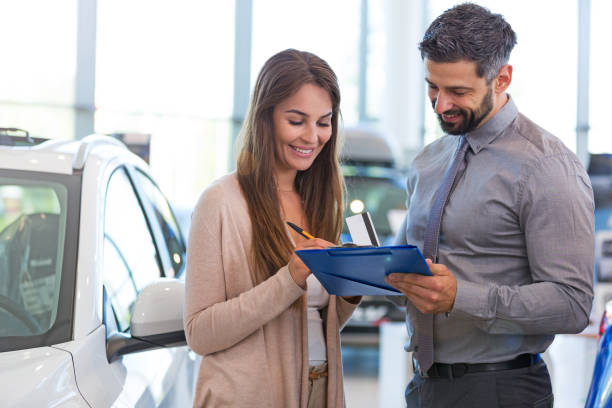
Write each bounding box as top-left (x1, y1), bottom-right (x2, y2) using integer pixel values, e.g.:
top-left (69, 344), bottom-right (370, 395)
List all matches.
top-left (340, 127), bottom-right (408, 339)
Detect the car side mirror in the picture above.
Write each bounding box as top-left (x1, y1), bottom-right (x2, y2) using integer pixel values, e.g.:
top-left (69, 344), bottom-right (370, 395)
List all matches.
top-left (106, 278), bottom-right (187, 362)
top-left (131, 278), bottom-right (185, 342)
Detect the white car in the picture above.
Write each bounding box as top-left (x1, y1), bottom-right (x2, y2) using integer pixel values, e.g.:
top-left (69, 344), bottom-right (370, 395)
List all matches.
top-left (0, 130), bottom-right (199, 407)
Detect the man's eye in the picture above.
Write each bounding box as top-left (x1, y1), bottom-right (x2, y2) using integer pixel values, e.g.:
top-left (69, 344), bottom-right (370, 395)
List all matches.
top-left (454, 92), bottom-right (466, 97)
top-left (289, 120), bottom-right (303, 126)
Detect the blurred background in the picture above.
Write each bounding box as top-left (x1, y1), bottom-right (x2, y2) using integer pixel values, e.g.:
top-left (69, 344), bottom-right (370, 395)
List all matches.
top-left (2, 0), bottom-right (611, 406)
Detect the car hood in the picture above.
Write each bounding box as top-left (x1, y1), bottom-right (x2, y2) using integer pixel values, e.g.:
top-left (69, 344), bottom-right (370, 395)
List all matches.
top-left (0, 346), bottom-right (86, 407)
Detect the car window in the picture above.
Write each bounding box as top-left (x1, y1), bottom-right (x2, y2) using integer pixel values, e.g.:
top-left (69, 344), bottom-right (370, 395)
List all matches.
top-left (343, 172), bottom-right (407, 245)
top-left (103, 167), bottom-right (162, 331)
top-left (103, 238), bottom-right (138, 332)
top-left (132, 170), bottom-right (186, 277)
top-left (0, 179), bottom-right (67, 336)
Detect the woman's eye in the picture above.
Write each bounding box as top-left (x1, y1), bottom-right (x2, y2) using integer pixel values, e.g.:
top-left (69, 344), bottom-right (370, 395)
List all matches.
top-left (317, 122), bottom-right (330, 127)
top-left (289, 120), bottom-right (303, 126)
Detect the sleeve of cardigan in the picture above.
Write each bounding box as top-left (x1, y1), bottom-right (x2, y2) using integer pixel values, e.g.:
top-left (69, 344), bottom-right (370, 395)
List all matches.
top-left (183, 183), bottom-right (305, 356)
top-left (334, 296), bottom-right (360, 330)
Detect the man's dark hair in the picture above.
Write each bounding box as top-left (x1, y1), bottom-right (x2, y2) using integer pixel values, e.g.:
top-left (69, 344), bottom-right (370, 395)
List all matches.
top-left (419, 3), bottom-right (517, 82)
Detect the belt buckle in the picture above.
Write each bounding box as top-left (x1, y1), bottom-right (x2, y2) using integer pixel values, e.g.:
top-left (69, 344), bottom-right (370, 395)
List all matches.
top-left (308, 369), bottom-right (328, 380)
top-left (452, 363), bottom-right (468, 379)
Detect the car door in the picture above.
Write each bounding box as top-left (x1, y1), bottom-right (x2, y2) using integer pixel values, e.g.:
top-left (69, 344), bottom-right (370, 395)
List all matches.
top-left (126, 165), bottom-right (199, 406)
top-left (102, 166), bottom-right (196, 407)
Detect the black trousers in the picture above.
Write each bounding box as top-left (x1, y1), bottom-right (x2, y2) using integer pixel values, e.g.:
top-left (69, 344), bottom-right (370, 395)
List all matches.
top-left (405, 360), bottom-right (554, 408)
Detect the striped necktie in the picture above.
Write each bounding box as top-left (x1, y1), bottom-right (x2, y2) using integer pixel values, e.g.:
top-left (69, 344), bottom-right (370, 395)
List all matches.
top-left (416, 135), bottom-right (469, 374)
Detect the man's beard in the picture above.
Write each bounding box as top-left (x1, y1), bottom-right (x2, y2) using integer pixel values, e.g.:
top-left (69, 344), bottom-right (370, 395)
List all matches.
top-left (434, 87), bottom-right (494, 135)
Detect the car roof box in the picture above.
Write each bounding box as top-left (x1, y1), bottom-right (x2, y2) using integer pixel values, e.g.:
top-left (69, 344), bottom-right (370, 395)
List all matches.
top-left (341, 126), bottom-right (395, 167)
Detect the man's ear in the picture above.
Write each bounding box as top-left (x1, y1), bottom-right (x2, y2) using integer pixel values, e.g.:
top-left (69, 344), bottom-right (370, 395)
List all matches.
top-left (495, 65), bottom-right (513, 94)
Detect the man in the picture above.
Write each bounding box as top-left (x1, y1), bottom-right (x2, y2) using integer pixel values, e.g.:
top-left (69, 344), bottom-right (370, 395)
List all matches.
top-left (385, 3), bottom-right (594, 407)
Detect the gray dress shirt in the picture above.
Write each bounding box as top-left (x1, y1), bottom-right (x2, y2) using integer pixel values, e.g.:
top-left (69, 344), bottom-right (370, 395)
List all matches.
top-left (395, 96), bottom-right (595, 364)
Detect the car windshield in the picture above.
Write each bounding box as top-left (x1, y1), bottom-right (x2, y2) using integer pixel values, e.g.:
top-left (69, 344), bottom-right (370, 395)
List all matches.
top-left (0, 170), bottom-right (79, 352)
top-left (343, 166), bottom-right (407, 245)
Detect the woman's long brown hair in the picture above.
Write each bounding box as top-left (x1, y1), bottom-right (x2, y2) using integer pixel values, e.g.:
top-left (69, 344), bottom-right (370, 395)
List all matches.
top-left (236, 49), bottom-right (343, 285)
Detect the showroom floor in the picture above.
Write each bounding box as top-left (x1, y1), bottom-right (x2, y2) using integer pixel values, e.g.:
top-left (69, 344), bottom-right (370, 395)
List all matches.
top-left (342, 323), bottom-right (598, 408)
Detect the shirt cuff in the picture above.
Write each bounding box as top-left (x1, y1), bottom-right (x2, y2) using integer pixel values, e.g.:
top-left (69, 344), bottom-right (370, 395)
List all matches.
top-left (452, 279), bottom-right (491, 318)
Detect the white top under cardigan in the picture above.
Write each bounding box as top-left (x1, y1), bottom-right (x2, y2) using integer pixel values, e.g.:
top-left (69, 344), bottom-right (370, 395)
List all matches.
top-left (307, 274), bottom-right (330, 365)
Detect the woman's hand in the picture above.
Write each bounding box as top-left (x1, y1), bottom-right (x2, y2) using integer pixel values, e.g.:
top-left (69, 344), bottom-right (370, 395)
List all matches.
top-left (288, 238), bottom-right (335, 288)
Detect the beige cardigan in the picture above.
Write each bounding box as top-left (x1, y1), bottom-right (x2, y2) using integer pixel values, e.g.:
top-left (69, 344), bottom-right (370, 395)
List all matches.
top-left (184, 173), bottom-right (358, 408)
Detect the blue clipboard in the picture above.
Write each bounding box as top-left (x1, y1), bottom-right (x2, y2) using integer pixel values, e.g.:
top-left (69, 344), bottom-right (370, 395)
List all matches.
top-left (295, 245), bottom-right (431, 296)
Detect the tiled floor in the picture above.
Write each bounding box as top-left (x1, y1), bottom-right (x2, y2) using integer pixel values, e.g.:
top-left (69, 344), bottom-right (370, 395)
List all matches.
top-left (342, 322), bottom-right (598, 408)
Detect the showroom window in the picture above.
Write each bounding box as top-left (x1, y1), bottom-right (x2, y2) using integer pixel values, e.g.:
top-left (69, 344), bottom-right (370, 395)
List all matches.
top-left (0, 0), bottom-right (77, 140)
top-left (589, 0), bottom-right (612, 154)
top-left (423, 0), bottom-right (578, 152)
top-left (251, 0), bottom-right (361, 125)
top-left (95, 0), bottom-right (235, 210)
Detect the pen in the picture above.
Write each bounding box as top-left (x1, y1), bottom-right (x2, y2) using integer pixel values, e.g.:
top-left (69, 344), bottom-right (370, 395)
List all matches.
top-left (286, 221), bottom-right (315, 240)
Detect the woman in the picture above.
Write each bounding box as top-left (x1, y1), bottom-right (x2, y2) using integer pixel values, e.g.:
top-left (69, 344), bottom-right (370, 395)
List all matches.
top-left (184, 49), bottom-right (360, 407)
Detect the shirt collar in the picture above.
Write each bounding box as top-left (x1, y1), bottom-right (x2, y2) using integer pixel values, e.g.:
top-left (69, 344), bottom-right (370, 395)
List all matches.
top-left (465, 94), bottom-right (518, 154)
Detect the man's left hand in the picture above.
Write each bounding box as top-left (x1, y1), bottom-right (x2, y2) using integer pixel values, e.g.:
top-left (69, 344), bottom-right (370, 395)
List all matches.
top-left (385, 259), bottom-right (457, 314)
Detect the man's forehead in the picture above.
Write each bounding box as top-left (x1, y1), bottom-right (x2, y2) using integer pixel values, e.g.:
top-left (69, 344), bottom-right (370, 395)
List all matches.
top-left (424, 58), bottom-right (484, 87)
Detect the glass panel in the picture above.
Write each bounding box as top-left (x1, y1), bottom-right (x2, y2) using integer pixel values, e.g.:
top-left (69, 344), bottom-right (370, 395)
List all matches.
top-left (96, 0), bottom-right (234, 117)
top-left (342, 166), bottom-right (407, 246)
top-left (103, 168), bottom-right (162, 330)
top-left (0, 179), bottom-right (67, 336)
top-left (133, 170), bottom-right (186, 277)
top-left (94, 111), bottom-right (231, 209)
top-left (0, 0), bottom-right (77, 141)
top-left (95, 0), bottom-right (235, 209)
top-left (589, 0), bottom-right (612, 153)
top-left (0, 104), bottom-right (75, 141)
top-left (366, 1), bottom-right (386, 121)
top-left (252, 0), bottom-right (361, 125)
top-left (0, 0), bottom-right (77, 106)
top-left (424, 0), bottom-right (577, 152)
top-left (103, 236), bottom-right (137, 332)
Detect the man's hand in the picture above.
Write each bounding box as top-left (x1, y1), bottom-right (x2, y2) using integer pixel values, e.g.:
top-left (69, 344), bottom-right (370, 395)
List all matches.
top-left (384, 259), bottom-right (457, 314)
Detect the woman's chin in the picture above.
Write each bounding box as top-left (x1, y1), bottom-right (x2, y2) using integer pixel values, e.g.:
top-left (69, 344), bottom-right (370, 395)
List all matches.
top-left (281, 157), bottom-right (317, 172)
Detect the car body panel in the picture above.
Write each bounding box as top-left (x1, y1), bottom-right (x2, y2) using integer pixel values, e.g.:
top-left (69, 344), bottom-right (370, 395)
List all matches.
top-left (586, 316), bottom-right (612, 407)
top-left (583, 154), bottom-right (612, 407)
top-left (72, 147), bottom-right (122, 340)
top-left (0, 346), bottom-right (88, 407)
top-left (72, 143), bottom-right (154, 340)
top-left (0, 140), bottom-right (80, 174)
top-left (54, 325), bottom-right (198, 407)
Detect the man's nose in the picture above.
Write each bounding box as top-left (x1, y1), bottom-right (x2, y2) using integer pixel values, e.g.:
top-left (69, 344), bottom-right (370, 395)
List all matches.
top-left (434, 92), bottom-right (453, 114)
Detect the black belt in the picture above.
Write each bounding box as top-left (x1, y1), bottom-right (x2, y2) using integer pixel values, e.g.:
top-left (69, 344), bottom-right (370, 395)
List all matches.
top-left (426, 353), bottom-right (541, 380)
